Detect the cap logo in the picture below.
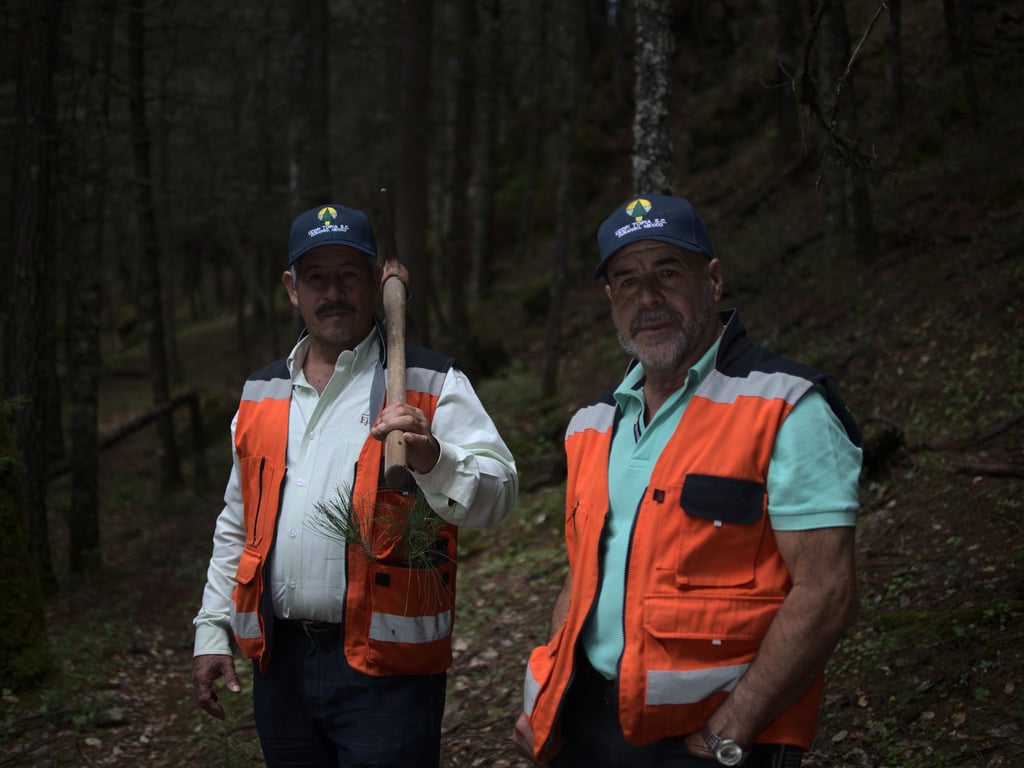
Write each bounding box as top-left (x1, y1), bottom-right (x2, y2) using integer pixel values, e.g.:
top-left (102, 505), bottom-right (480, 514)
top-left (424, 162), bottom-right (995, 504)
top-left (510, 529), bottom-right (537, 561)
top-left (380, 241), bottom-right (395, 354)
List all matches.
top-left (307, 206), bottom-right (350, 240)
top-left (615, 197), bottom-right (667, 240)
top-left (625, 198), bottom-right (652, 220)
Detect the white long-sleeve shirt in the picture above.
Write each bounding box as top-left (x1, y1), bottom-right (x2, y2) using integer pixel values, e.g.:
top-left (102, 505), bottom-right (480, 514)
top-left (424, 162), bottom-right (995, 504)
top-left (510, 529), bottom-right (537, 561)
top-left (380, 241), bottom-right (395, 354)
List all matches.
top-left (194, 329), bottom-right (517, 657)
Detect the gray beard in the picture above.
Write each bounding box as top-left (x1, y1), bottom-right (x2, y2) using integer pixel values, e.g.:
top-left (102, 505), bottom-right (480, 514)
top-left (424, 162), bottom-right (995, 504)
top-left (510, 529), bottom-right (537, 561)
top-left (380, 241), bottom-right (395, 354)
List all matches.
top-left (617, 291), bottom-right (716, 374)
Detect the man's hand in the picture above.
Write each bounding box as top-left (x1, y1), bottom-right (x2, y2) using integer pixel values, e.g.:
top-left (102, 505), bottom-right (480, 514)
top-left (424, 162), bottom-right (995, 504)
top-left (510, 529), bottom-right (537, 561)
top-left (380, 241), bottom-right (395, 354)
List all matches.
top-left (371, 402), bottom-right (440, 474)
top-left (192, 653), bottom-right (241, 720)
top-left (512, 711), bottom-right (543, 764)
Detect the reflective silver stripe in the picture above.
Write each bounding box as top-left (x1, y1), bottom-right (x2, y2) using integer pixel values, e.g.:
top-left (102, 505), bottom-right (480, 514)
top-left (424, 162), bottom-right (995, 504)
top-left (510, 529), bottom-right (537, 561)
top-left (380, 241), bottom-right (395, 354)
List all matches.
top-left (231, 607), bottom-right (262, 640)
top-left (241, 377), bottom-right (291, 402)
top-left (646, 663), bottom-right (749, 705)
top-left (699, 369), bottom-right (810, 406)
top-left (523, 667), bottom-right (541, 716)
top-left (369, 610), bottom-right (453, 644)
top-left (565, 401), bottom-right (616, 439)
top-left (407, 365), bottom-right (447, 396)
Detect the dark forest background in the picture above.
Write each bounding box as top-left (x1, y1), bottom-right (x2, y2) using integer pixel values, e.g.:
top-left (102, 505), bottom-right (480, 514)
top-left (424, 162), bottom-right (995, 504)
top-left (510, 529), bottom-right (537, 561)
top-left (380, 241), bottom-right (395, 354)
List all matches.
top-left (2, 1), bottom-right (1023, 765)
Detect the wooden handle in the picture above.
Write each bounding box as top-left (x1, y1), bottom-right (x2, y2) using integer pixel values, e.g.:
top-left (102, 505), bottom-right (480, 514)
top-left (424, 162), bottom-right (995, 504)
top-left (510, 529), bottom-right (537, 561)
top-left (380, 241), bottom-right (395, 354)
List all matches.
top-left (382, 272), bottom-right (409, 488)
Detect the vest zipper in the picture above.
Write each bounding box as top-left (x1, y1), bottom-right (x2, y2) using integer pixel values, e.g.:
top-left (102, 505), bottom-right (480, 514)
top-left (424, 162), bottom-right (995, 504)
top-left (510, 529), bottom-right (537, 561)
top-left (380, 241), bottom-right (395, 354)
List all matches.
top-left (251, 457), bottom-right (265, 545)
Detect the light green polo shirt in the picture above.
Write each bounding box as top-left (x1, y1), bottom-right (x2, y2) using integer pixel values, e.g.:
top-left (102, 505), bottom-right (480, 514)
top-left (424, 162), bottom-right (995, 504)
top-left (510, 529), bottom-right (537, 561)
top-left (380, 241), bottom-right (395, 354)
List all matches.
top-left (580, 337), bottom-right (863, 679)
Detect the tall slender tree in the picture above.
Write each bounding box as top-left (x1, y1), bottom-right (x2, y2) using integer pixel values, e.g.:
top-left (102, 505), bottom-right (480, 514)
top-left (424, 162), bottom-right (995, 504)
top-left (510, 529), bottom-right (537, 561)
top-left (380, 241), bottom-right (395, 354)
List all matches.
top-left (67, 0), bottom-right (116, 576)
top-left (287, 0), bottom-right (331, 208)
top-left (444, 0), bottom-right (477, 367)
top-left (807, 0), bottom-right (876, 259)
top-left (396, 0), bottom-right (433, 345)
top-left (128, 0), bottom-right (183, 493)
top-left (472, 0), bottom-right (500, 300)
top-left (542, 0), bottom-right (581, 399)
top-left (632, 0), bottom-right (675, 194)
top-left (10, 0), bottom-right (61, 588)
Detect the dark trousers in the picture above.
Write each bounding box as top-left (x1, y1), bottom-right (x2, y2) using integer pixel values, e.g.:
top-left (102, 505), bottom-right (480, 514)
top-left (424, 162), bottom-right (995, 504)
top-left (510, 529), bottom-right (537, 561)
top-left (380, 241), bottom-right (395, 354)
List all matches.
top-left (253, 618), bottom-right (446, 768)
top-left (551, 654), bottom-right (803, 768)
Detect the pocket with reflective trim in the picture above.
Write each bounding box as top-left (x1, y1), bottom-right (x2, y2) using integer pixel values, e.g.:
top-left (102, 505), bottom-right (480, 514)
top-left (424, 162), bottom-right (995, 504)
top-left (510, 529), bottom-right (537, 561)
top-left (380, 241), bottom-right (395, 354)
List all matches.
top-left (364, 559), bottom-right (456, 674)
top-left (676, 474), bottom-right (767, 587)
top-left (638, 594), bottom-right (782, 704)
top-left (524, 625), bottom-right (566, 717)
top-left (231, 547), bottom-right (265, 642)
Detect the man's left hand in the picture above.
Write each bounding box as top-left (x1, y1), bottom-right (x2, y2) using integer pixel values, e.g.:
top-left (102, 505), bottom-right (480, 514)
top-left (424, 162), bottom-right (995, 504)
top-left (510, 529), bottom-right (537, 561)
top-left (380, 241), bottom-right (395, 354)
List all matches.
top-left (371, 402), bottom-right (440, 473)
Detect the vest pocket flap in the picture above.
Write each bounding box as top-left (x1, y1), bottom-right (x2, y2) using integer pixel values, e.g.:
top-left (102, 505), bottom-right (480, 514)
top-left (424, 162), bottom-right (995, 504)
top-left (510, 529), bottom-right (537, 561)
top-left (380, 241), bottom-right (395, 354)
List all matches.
top-left (643, 594), bottom-right (782, 641)
top-left (235, 547), bottom-right (263, 586)
top-left (680, 474), bottom-right (765, 525)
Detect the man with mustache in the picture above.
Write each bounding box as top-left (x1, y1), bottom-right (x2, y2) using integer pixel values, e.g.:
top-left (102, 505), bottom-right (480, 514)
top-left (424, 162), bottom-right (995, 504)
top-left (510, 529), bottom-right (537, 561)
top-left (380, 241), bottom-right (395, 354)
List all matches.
top-left (192, 202), bottom-right (517, 768)
top-left (513, 195), bottom-right (862, 767)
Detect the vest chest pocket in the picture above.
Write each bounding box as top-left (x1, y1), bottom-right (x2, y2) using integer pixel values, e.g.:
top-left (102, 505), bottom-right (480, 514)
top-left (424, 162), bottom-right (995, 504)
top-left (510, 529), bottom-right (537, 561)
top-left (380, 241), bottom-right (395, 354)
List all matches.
top-left (675, 474), bottom-right (767, 588)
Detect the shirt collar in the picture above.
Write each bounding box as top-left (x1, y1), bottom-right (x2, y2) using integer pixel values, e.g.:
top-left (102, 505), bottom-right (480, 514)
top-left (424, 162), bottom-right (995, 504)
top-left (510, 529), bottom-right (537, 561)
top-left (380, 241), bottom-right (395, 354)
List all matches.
top-left (286, 326), bottom-right (380, 380)
top-left (612, 333), bottom-right (723, 411)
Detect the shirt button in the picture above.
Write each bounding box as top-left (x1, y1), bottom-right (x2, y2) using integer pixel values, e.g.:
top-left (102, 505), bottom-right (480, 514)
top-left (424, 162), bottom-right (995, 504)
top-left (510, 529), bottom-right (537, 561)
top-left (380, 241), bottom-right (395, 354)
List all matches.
top-left (288, 528), bottom-right (297, 538)
top-left (308, 432), bottom-right (316, 440)
top-left (297, 478), bottom-right (305, 487)
top-left (288, 581), bottom-right (296, 589)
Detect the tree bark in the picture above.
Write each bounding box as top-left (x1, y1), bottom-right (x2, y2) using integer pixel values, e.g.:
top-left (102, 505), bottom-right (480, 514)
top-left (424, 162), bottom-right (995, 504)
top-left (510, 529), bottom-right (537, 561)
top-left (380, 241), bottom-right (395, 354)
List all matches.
top-left (9, 0), bottom-right (60, 589)
top-left (128, 0), bottom-right (183, 494)
top-left (632, 0), bottom-right (675, 194)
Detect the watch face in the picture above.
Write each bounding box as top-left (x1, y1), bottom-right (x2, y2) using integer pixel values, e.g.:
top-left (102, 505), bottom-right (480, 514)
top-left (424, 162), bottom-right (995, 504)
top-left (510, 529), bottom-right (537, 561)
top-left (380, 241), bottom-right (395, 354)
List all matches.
top-left (717, 741), bottom-right (744, 766)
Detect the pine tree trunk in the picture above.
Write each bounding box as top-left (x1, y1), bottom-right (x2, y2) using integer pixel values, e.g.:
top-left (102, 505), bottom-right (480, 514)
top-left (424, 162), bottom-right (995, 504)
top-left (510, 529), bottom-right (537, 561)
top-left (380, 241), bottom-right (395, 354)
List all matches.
top-left (10, 0), bottom-right (60, 590)
top-left (632, 0), bottom-right (675, 194)
top-left (776, 0), bottom-right (803, 157)
top-left (810, 0), bottom-right (876, 259)
top-left (472, 0), bottom-right (500, 300)
top-left (445, 0), bottom-right (477, 367)
top-left (542, 1), bottom-right (580, 399)
top-left (128, 0), bottom-right (183, 494)
top-left (67, 0), bottom-right (116, 577)
top-left (397, 0), bottom-right (433, 345)
top-left (287, 0), bottom-right (331, 207)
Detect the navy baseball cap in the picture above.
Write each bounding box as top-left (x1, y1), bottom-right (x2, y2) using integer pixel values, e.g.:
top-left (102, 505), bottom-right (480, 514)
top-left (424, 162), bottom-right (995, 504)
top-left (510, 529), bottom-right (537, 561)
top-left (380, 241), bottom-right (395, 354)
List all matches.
top-left (594, 195), bottom-right (714, 278)
top-left (287, 204), bottom-right (377, 266)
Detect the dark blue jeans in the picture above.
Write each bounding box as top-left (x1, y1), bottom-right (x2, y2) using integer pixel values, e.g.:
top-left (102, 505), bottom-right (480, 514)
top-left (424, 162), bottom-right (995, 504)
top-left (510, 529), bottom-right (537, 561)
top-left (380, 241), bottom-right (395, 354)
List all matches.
top-left (253, 618), bottom-right (446, 768)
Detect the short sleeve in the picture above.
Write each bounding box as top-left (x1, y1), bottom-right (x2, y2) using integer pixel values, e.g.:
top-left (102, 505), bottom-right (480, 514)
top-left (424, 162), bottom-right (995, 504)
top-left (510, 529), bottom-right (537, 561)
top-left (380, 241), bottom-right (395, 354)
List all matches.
top-left (767, 385), bottom-right (862, 531)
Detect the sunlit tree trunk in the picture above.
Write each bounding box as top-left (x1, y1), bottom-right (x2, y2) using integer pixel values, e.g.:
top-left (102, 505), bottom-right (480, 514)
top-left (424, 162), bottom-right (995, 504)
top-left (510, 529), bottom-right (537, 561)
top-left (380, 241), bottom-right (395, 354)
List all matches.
top-left (128, 0), bottom-right (183, 493)
top-left (633, 0), bottom-right (674, 194)
top-left (10, 0), bottom-right (60, 589)
top-left (396, 0), bottom-right (433, 345)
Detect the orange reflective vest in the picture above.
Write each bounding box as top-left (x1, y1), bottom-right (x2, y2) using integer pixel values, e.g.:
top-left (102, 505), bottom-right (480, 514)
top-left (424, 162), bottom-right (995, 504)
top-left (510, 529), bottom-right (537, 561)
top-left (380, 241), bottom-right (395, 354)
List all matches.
top-left (523, 310), bottom-right (861, 760)
top-left (230, 331), bottom-right (459, 676)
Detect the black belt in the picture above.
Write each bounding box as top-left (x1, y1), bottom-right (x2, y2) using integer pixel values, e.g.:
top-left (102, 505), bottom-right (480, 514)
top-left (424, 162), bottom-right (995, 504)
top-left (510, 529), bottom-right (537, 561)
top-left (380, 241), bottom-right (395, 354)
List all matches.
top-left (277, 618), bottom-right (342, 647)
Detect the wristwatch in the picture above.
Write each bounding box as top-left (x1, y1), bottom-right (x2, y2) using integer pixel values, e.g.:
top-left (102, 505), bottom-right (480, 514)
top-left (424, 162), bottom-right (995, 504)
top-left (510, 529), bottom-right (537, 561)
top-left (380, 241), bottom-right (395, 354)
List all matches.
top-left (701, 724), bottom-right (746, 766)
